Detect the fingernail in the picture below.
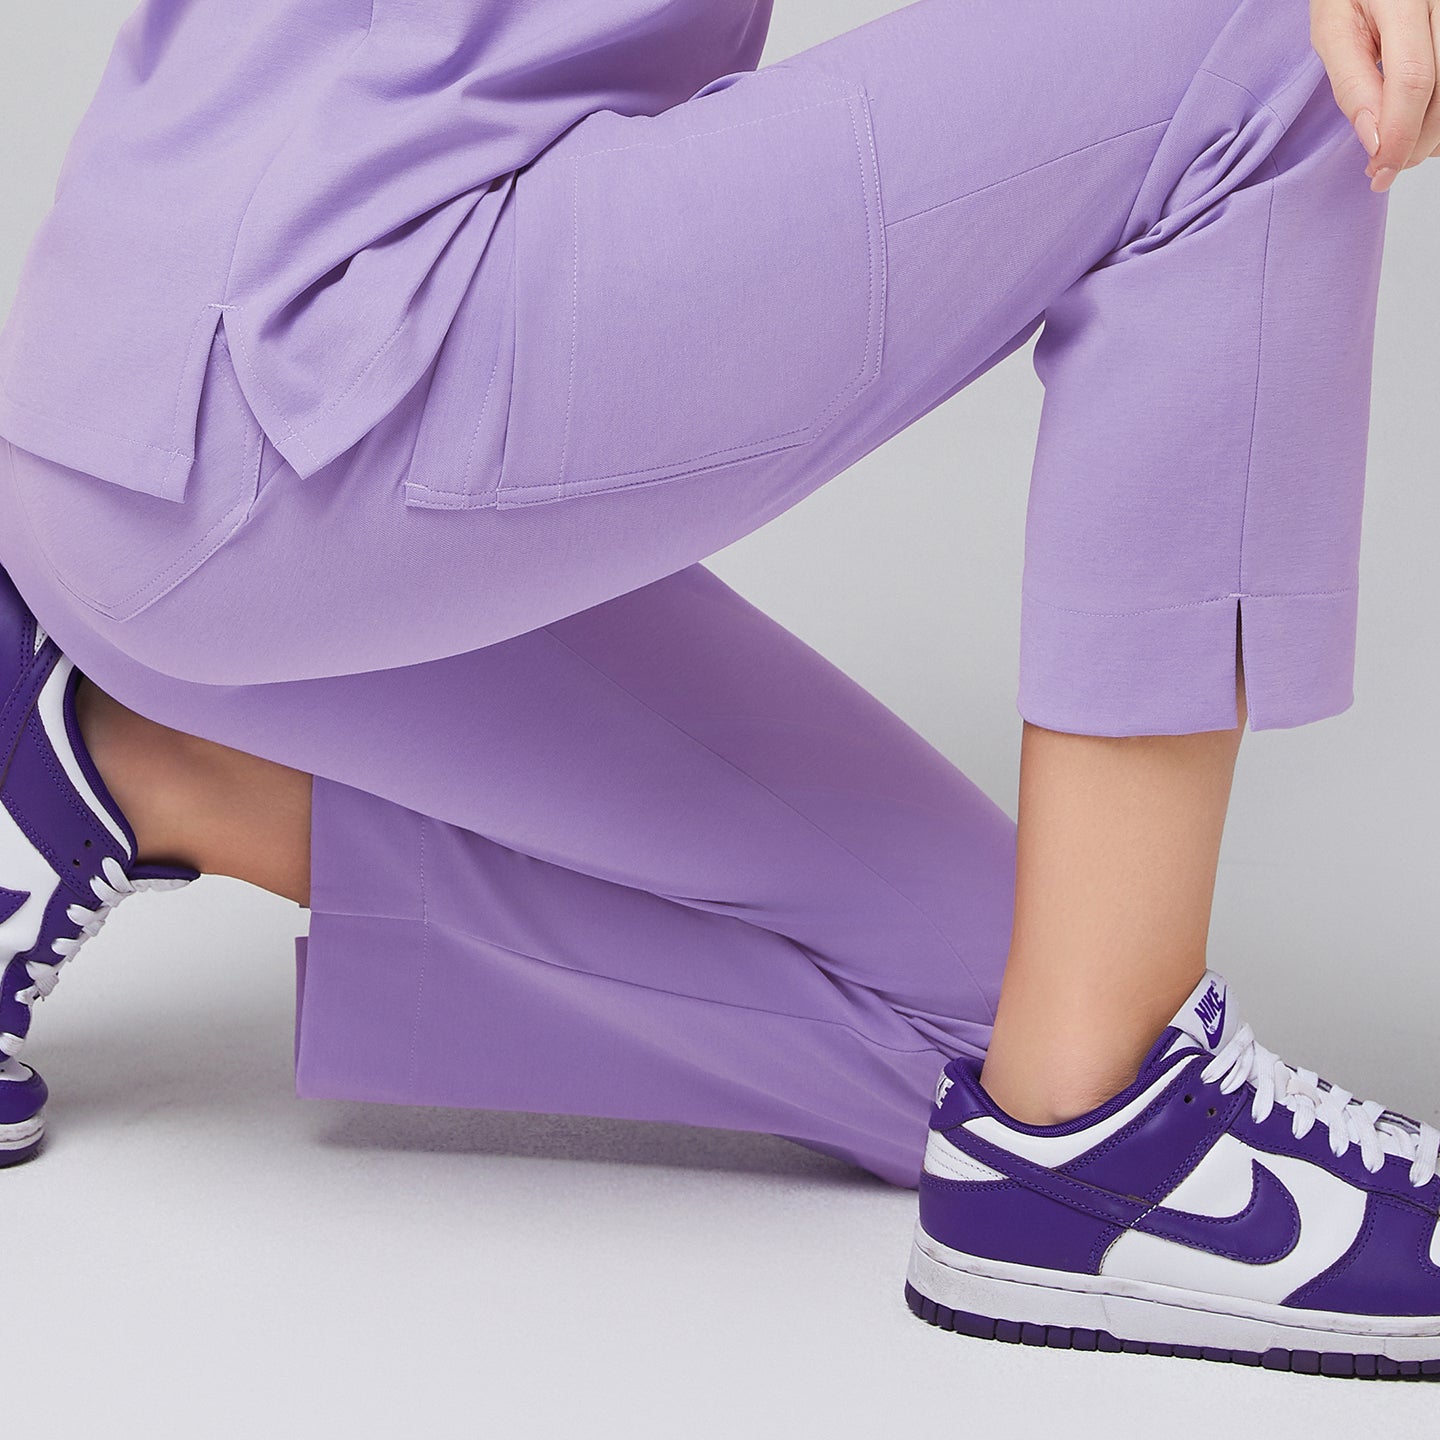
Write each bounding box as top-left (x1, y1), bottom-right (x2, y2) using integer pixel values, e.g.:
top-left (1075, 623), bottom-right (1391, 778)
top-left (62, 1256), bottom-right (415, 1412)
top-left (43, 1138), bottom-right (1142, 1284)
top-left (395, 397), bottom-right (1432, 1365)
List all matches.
top-left (1355, 108), bottom-right (1380, 157)
top-left (1370, 165), bottom-right (1397, 192)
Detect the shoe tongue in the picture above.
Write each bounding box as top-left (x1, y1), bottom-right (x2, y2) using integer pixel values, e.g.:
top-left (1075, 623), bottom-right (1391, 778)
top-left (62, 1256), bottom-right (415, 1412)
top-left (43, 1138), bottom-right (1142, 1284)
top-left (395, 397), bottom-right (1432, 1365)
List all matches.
top-left (1166, 970), bottom-right (1238, 1056)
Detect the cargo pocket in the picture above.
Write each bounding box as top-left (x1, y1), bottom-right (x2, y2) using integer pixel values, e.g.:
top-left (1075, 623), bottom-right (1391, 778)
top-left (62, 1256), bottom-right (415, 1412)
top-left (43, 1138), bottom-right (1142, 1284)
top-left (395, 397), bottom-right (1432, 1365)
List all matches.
top-left (487, 64), bottom-right (887, 510)
top-left (6, 321), bottom-right (274, 623)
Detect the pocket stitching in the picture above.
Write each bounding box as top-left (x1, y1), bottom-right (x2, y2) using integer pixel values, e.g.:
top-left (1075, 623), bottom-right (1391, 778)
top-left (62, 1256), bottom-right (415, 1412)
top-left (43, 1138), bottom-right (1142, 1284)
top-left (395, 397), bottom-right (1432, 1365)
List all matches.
top-left (556, 87), bottom-right (863, 494)
top-left (498, 75), bottom-right (887, 505)
top-left (401, 311), bottom-right (509, 507)
top-left (497, 433), bottom-right (812, 505)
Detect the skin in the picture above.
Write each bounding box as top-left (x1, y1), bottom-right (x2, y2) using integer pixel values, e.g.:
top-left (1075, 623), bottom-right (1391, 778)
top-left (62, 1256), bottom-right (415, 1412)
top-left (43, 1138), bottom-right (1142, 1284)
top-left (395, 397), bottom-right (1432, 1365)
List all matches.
top-left (980, 669), bottom-right (1246, 1123)
top-left (70, 1), bottom-right (1438, 1128)
top-left (1311, 0), bottom-right (1440, 191)
top-left (75, 678), bottom-right (313, 908)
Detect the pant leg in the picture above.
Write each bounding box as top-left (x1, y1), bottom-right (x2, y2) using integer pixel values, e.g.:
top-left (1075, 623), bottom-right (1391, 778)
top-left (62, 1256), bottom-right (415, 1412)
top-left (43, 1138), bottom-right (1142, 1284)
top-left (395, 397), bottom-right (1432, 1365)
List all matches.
top-left (0, 0), bottom-right (1387, 742)
top-left (22, 562), bottom-right (1015, 1187)
top-left (298, 735), bottom-right (1008, 1192)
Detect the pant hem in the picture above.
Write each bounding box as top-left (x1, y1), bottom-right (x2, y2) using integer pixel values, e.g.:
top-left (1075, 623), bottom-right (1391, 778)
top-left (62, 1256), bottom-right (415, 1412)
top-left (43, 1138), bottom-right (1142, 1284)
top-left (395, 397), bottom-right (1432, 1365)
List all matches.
top-left (1016, 586), bottom-right (1357, 736)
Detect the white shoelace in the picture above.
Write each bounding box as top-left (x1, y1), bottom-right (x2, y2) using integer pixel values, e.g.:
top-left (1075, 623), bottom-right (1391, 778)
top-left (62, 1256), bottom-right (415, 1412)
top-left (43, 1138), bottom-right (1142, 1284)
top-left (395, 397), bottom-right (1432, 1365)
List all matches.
top-left (1202, 1021), bottom-right (1440, 1189)
top-left (13, 856), bottom-right (189, 1013)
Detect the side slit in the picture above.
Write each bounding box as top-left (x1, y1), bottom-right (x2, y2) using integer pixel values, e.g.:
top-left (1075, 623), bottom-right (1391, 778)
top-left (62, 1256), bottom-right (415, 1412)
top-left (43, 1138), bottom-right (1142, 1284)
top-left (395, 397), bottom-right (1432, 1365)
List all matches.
top-left (1234, 599), bottom-right (1248, 728)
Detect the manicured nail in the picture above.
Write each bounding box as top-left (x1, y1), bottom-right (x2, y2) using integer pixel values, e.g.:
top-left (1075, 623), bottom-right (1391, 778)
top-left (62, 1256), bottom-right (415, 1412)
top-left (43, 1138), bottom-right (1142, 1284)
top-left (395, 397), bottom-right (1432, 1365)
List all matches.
top-left (1370, 165), bottom-right (1397, 192)
top-left (1355, 108), bottom-right (1380, 157)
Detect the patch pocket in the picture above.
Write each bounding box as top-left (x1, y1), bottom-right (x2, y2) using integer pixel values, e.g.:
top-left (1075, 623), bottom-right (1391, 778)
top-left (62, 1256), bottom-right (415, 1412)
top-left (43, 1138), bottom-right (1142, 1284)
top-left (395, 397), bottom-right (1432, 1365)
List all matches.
top-left (8, 322), bottom-right (272, 623)
top-left (492, 65), bottom-right (887, 509)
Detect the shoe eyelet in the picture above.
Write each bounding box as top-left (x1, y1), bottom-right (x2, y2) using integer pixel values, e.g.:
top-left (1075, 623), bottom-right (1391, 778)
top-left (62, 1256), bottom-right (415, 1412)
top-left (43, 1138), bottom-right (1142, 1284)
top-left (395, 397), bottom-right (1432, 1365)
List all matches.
top-left (83, 839), bottom-right (92, 849)
top-left (1183, 1095), bottom-right (1194, 1104)
top-left (1207, 1107), bottom-right (1217, 1117)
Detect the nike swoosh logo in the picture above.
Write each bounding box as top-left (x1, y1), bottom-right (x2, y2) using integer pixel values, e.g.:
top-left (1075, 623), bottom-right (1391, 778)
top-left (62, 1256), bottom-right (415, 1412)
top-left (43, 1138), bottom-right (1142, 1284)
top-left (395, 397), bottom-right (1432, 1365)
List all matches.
top-left (945, 1131), bottom-right (1301, 1267)
top-left (1139, 1160), bottom-right (1301, 1264)
top-left (1201, 1004), bottom-right (1225, 1048)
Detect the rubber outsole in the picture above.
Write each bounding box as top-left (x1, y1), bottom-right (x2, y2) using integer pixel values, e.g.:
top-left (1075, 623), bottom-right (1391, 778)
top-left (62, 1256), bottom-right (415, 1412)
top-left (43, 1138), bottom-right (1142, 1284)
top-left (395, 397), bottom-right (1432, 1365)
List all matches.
top-left (904, 1281), bottom-right (1440, 1380)
top-left (0, 1125), bottom-right (43, 1169)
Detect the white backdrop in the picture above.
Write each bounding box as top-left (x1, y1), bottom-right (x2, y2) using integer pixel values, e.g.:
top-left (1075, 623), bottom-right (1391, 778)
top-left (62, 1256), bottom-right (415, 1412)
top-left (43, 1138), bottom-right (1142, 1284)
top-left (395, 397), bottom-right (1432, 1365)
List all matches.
top-left (2, 3), bottom-right (1437, 1435)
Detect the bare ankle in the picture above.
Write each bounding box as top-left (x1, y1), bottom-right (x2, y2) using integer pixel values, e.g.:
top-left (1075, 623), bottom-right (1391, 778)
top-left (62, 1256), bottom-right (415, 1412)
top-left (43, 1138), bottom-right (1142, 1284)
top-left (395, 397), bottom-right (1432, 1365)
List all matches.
top-left (977, 1053), bottom-right (1144, 1126)
top-left (74, 675), bottom-right (313, 903)
top-left (977, 962), bottom-right (1203, 1126)
top-left (75, 676), bottom-right (204, 872)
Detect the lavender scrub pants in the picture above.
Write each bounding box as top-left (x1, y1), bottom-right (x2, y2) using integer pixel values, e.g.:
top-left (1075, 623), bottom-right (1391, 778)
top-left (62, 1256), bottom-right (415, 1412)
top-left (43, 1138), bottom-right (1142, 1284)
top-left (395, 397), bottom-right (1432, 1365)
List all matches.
top-left (0, 0), bottom-right (1387, 1186)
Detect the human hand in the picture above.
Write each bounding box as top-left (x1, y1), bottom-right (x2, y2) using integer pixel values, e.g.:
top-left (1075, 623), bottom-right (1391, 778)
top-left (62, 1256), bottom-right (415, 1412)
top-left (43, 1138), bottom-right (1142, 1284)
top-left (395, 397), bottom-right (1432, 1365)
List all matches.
top-left (1311, 0), bottom-right (1440, 191)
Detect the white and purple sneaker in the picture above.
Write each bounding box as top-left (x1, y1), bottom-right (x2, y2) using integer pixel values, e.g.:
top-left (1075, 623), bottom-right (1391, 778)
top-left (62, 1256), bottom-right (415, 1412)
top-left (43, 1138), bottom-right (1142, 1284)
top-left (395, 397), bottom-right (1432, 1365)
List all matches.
top-left (0, 566), bottom-right (195, 1165)
top-left (908, 971), bottom-right (1440, 1377)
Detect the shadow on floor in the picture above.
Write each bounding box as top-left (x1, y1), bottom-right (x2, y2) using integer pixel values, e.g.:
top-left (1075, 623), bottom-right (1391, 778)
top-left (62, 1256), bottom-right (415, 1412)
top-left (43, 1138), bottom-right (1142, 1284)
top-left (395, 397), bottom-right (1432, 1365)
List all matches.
top-left (39, 995), bottom-right (893, 1189)
top-left (308, 1099), bottom-right (893, 1188)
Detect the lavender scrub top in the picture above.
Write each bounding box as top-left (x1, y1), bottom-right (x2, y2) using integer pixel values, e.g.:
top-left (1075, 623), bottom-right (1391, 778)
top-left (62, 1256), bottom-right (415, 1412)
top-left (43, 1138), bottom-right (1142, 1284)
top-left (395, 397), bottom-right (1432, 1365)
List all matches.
top-left (0, 0), bottom-right (774, 500)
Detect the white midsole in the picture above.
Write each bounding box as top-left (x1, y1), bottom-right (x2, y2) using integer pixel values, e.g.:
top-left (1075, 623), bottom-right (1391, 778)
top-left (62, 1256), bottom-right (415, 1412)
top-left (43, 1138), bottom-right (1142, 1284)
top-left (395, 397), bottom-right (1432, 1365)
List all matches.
top-left (0, 1115), bottom-right (43, 1152)
top-left (909, 1223), bottom-right (1440, 1360)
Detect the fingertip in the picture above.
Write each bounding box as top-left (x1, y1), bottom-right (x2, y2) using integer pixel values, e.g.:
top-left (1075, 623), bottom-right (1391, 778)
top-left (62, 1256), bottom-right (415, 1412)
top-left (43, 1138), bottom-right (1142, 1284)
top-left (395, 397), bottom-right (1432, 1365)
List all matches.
top-left (1354, 107), bottom-right (1381, 158)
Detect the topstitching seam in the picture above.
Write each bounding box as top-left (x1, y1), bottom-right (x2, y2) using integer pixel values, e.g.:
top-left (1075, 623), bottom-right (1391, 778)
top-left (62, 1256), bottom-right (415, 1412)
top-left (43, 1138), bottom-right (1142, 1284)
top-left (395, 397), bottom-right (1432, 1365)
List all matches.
top-left (0, 378), bottom-right (185, 458)
top-left (1235, 165), bottom-right (1279, 596)
top-left (1195, 65), bottom-right (1288, 127)
top-left (1023, 585), bottom-right (1356, 619)
top-left (882, 117), bottom-right (1171, 230)
top-left (406, 315), bottom-right (507, 501)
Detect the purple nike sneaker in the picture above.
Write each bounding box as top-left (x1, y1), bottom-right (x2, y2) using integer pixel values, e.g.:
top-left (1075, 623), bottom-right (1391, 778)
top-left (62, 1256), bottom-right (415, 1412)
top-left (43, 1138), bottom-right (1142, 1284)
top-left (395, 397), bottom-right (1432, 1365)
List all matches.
top-left (908, 971), bottom-right (1440, 1377)
top-left (0, 565), bottom-right (195, 1165)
